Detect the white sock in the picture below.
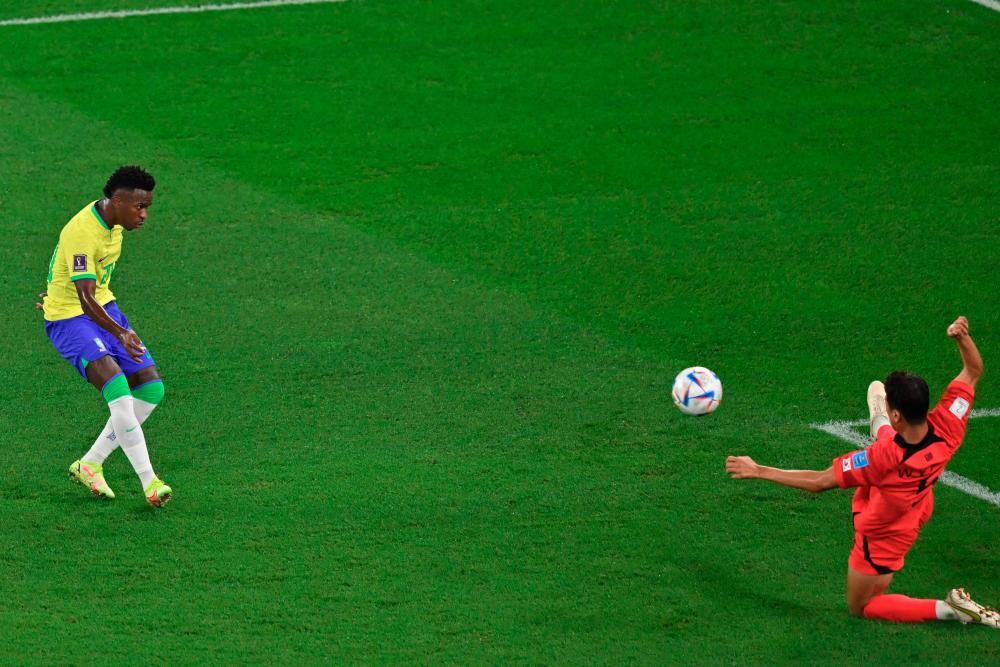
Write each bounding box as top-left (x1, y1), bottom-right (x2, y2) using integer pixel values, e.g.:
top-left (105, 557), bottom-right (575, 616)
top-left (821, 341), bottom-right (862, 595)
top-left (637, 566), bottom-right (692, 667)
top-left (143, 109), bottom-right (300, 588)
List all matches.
top-left (935, 600), bottom-right (960, 621)
top-left (107, 396), bottom-right (156, 489)
top-left (84, 399), bottom-right (159, 464)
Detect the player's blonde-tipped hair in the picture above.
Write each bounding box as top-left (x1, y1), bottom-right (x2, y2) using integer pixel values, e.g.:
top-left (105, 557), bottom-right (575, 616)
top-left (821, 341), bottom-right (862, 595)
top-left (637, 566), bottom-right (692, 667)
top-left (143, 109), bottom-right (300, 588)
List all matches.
top-left (103, 165), bottom-right (155, 197)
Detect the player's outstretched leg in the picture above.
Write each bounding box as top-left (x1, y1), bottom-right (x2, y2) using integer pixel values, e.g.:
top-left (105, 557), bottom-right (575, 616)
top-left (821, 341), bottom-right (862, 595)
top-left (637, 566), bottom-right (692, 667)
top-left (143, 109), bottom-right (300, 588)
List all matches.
top-left (848, 566), bottom-right (940, 623)
top-left (866, 589), bottom-right (1000, 627)
top-left (867, 380), bottom-right (889, 439)
top-left (101, 373), bottom-right (172, 507)
top-left (946, 588), bottom-right (1000, 628)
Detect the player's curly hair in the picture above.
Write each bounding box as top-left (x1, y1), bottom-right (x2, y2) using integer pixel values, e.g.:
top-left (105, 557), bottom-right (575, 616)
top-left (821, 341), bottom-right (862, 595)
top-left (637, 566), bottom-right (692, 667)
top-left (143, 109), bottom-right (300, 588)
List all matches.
top-left (103, 165), bottom-right (155, 197)
top-left (885, 371), bottom-right (929, 424)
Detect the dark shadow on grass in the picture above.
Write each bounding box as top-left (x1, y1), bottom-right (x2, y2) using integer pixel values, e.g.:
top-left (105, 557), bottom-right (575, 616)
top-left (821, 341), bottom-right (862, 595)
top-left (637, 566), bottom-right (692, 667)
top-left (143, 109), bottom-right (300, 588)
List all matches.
top-left (686, 554), bottom-right (840, 619)
top-left (50, 487), bottom-right (110, 509)
top-left (126, 503), bottom-right (166, 518)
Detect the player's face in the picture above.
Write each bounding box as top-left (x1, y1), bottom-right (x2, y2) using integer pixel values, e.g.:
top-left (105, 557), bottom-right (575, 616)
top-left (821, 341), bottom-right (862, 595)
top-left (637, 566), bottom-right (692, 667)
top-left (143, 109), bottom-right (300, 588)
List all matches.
top-left (115, 190), bottom-right (153, 231)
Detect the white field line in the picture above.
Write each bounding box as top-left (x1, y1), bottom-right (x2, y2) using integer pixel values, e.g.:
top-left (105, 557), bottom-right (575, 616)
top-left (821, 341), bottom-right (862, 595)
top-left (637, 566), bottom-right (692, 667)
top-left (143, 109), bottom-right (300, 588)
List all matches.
top-left (818, 407), bottom-right (1000, 431)
top-left (968, 0), bottom-right (1000, 14)
top-left (0, 0), bottom-right (346, 27)
top-left (811, 410), bottom-right (1000, 508)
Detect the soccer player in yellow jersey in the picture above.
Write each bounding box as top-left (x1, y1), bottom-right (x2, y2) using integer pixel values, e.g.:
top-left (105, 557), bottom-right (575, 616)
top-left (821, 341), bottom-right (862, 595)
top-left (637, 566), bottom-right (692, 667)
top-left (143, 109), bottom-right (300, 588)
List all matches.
top-left (40, 166), bottom-right (172, 506)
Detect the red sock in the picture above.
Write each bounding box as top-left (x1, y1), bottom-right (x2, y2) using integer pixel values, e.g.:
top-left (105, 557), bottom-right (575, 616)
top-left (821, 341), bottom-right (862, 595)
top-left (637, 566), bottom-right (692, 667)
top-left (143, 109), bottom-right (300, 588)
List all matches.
top-left (863, 594), bottom-right (938, 623)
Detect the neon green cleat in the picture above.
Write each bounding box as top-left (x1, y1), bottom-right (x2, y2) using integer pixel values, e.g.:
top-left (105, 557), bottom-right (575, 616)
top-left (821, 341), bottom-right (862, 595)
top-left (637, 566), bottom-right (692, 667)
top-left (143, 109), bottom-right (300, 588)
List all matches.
top-left (144, 478), bottom-right (173, 507)
top-left (68, 460), bottom-right (115, 499)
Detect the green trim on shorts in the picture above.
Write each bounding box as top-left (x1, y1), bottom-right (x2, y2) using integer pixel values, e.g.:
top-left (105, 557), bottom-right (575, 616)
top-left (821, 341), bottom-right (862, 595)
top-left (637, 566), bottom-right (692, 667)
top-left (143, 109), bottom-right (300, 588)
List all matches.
top-left (101, 374), bottom-right (131, 403)
top-left (132, 380), bottom-right (164, 405)
top-left (71, 273), bottom-right (97, 281)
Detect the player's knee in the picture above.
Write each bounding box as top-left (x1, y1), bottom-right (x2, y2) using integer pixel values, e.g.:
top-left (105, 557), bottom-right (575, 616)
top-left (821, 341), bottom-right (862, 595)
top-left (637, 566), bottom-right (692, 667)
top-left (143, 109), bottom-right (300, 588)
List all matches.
top-left (848, 600), bottom-right (867, 618)
top-left (101, 373), bottom-right (132, 404)
top-left (132, 379), bottom-right (164, 405)
top-left (847, 591), bottom-right (878, 618)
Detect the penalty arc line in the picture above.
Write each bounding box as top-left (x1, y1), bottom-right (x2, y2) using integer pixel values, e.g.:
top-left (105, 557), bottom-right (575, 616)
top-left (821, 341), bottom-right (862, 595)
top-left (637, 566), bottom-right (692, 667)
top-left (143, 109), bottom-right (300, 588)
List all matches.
top-left (0, 0), bottom-right (347, 27)
top-left (810, 409), bottom-right (1000, 509)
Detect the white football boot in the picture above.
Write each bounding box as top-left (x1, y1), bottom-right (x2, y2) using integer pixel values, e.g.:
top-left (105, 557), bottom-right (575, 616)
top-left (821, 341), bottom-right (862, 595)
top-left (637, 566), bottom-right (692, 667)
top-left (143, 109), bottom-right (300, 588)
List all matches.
top-left (946, 588), bottom-right (1000, 628)
top-left (867, 381), bottom-right (889, 439)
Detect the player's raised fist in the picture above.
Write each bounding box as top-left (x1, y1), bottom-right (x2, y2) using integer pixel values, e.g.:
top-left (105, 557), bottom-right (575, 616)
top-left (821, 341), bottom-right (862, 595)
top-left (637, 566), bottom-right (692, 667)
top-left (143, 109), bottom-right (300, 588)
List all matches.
top-left (726, 455), bottom-right (759, 479)
top-left (947, 316), bottom-right (969, 339)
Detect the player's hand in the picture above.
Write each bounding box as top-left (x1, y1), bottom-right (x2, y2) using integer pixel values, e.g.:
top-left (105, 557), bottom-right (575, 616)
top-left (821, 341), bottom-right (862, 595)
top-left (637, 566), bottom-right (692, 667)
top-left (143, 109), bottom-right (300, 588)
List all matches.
top-left (725, 455), bottom-right (760, 480)
top-left (35, 292), bottom-right (46, 311)
top-left (947, 316), bottom-right (970, 339)
top-left (118, 329), bottom-right (146, 362)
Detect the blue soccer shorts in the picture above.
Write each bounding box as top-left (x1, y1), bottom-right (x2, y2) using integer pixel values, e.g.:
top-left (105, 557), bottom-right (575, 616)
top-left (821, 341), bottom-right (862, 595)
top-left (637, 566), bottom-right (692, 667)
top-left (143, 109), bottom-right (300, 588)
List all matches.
top-left (45, 301), bottom-right (156, 379)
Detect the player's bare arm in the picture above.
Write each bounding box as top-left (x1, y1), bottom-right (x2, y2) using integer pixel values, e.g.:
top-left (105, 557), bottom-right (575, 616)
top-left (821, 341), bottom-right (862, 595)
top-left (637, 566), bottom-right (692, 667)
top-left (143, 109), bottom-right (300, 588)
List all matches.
top-left (725, 456), bottom-right (837, 493)
top-left (947, 316), bottom-right (983, 387)
top-left (72, 278), bottom-right (145, 362)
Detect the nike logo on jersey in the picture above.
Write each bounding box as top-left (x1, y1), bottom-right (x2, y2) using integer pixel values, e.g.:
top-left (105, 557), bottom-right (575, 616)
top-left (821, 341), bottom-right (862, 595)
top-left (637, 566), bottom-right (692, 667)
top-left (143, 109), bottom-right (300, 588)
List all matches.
top-left (125, 425), bottom-right (139, 433)
top-left (98, 256), bottom-right (109, 263)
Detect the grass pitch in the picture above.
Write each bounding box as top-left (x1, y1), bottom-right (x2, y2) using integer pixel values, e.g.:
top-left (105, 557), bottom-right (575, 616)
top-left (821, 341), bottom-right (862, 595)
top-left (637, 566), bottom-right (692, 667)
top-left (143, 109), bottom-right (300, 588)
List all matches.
top-left (1, 0), bottom-right (998, 663)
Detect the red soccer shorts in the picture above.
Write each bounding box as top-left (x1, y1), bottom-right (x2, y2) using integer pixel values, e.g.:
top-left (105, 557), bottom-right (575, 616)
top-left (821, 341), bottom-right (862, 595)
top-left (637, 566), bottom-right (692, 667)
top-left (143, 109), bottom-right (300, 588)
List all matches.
top-left (849, 531), bottom-right (919, 576)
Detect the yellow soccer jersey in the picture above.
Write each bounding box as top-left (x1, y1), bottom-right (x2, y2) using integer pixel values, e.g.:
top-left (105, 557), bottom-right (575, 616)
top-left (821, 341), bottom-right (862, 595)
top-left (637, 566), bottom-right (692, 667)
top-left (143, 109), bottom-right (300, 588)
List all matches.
top-left (43, 201), bottom-right (123, 321)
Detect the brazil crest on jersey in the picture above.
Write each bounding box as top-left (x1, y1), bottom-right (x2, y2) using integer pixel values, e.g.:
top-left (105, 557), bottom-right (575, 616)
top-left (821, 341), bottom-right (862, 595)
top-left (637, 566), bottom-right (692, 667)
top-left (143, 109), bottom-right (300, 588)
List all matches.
top-left (43, 201), bottom-right (123, 321)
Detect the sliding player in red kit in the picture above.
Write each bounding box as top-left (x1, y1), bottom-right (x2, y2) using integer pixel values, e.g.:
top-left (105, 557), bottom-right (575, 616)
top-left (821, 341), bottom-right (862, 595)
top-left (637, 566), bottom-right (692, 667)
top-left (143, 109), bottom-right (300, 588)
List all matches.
top-left (726, 317), bottom-right (999, 627)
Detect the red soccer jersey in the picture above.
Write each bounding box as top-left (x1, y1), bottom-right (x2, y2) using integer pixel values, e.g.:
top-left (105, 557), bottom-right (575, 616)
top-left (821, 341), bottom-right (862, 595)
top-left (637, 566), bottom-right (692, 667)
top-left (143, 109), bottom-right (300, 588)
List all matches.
top-left (833, 380), bottom-right (975, 538)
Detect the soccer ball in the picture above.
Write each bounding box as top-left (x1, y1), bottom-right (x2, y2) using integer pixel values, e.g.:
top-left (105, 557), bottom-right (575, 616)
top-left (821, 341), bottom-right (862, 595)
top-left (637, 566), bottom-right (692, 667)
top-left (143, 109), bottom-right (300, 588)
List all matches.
top-left (672, 366), bottom-right (723, 416)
